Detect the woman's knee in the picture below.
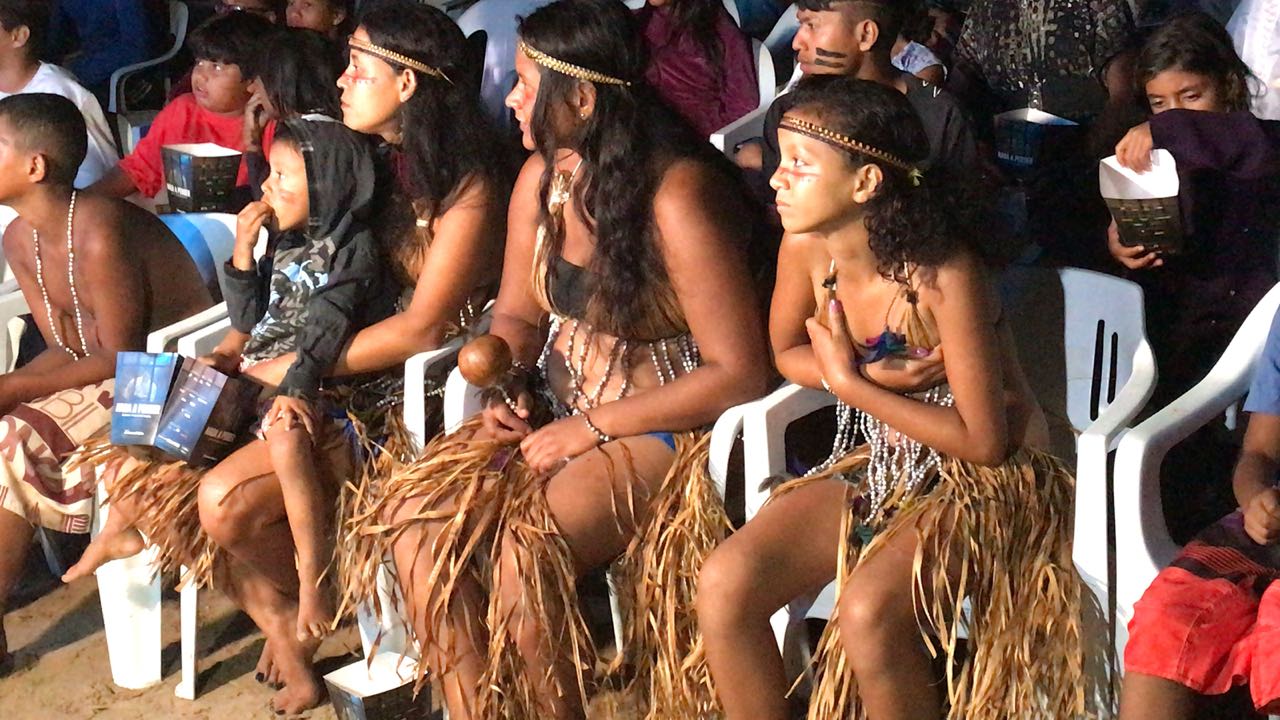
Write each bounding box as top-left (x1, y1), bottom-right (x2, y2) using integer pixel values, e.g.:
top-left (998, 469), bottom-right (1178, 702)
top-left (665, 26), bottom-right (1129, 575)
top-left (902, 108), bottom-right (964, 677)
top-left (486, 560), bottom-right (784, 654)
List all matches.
top-left (836, 574), bottom-right (915, 661)
top-left (696, 542), bottom-right (771, 629)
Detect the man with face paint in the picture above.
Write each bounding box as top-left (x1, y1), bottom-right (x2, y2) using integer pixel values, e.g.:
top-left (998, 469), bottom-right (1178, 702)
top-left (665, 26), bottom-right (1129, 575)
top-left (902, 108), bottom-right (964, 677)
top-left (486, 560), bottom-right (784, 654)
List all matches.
top-left (735, 0), bottom-right (978, 186)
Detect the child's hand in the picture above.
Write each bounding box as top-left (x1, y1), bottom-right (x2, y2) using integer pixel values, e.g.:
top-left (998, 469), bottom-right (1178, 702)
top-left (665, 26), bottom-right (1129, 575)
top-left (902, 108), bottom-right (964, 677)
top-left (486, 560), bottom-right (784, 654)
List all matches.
top-left (1108, 219), bottom-right (1163, 270)
top-left (806, 299), bottom-right (859, 392)
top-left (242, 80), bottom-right (269, 151)
top-left (264, 395), bottom-right (320, 438)
top-left (861, 346), bottom-right (946, 392)
top-left (1115, 122), bottom-right (1155, 172)
top-left (200, 350), bottom-right (240, 376)
top-left (234, 201), bottom-right (273, 269)
top-left (1244, 487), bottom-right (1280, 545)
top-left (481, 389), bottom-right (533, 443)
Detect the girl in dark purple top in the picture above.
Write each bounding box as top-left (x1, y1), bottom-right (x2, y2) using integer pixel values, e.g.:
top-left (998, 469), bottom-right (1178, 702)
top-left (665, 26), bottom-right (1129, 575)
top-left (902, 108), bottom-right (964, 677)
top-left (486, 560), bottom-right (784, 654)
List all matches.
top-left (1109, 12), bottom-right (1280, 404)
top-left (636, 0), bottom-right (759, 137)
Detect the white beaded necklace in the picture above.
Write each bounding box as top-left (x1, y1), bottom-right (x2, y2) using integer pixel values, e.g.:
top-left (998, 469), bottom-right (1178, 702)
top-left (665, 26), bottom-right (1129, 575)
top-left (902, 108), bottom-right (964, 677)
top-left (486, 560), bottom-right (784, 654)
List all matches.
top-left (33, 190), bottom-right (89, 360)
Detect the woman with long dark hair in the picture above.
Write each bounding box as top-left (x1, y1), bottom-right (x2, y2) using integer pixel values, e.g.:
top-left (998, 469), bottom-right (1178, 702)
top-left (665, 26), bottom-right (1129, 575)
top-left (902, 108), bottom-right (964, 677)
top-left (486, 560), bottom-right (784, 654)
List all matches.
top-left (637, 0), bottom-right (758, 136)
top-left (343, 1), bottom-right (769, 717)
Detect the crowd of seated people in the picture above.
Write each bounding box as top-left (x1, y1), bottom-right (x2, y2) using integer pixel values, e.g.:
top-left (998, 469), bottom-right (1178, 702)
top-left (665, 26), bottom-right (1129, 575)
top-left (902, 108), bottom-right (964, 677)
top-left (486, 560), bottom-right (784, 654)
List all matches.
top-left (0, 0), bottom-right (1277, 718)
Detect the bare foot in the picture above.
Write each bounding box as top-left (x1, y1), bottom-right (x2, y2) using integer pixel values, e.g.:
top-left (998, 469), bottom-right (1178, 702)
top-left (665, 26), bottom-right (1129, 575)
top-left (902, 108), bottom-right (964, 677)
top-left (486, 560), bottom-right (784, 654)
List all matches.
top-left (62, 527), bottom-right (145, 583)
top-left (255, 639), bottom-right (277, 685)
top-left (270, 635), bottom-right (324, 716)
top-left (295, 582), bottom-right (334, 641)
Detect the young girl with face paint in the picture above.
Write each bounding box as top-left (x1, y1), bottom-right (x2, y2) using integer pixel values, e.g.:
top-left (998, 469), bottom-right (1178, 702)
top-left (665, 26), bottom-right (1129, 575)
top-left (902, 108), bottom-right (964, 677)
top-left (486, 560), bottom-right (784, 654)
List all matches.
top-left (697, 75), bottom-right (1083, 720)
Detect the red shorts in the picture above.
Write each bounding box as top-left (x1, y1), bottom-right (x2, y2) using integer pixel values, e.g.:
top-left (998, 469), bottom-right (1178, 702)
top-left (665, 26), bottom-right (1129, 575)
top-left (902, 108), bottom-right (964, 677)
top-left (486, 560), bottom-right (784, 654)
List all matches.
top-left (1124, 513), bottom-right (1280, 712)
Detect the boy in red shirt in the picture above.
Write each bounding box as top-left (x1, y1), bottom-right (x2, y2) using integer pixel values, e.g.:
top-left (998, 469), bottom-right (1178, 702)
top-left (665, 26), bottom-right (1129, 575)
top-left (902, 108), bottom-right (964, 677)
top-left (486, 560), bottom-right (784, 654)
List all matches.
top-left (89, 11), bottom-right (272, 199)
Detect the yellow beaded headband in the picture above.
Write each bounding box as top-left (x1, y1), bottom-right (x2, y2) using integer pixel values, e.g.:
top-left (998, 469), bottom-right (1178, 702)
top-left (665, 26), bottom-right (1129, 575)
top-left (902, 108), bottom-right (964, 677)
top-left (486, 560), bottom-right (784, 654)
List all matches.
top-left (779, 115), bottom-right (923, 186)
top-left (518, 39), bottom-right (631, 87)
top-left (348, 34), bottom-right (453, 85)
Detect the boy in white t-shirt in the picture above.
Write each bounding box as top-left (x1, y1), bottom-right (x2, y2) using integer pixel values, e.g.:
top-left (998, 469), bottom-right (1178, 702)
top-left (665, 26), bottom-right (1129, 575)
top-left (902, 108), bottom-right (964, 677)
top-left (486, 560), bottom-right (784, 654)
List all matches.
top-left (0, 0), bottom-right (116, 189)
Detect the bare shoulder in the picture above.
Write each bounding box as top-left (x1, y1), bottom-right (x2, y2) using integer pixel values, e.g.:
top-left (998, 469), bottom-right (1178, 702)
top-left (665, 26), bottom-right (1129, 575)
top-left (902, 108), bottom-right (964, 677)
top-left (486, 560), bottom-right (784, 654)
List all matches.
top-left (653, 157), bottom-right (717, 210)
top-left (919, 252), bottom-right (1000, 319)
top-left (1, 213), bottom-right (29, 262)
top-left (778, 231), bottom-right (824, 266)
top-left (514, 152), bottom-right (546, 194)
top-left (73, 194), bottom-right (135, 260)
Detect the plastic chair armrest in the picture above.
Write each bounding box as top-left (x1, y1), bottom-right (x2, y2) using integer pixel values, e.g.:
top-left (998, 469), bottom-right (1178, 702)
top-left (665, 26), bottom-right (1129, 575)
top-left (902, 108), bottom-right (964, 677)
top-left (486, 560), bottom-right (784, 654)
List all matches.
top-left (145, 302), bottom-right (228, 353)
top-left (710, 106), bottom-right (768, 155)
top-left (708, 400), bottom-right (752, 501)
top-left (403, 340), bottom-right (465, 452)
top-left (176, 317), bottom-right (231, 357)
top-left (742, 383), bottom-right (838, 520)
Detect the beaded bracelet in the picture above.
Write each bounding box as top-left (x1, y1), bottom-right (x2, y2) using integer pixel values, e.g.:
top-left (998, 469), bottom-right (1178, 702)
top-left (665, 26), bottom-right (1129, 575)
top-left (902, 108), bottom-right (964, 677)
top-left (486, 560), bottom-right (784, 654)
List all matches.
top-left (582, 412), bottom-right (613, 445)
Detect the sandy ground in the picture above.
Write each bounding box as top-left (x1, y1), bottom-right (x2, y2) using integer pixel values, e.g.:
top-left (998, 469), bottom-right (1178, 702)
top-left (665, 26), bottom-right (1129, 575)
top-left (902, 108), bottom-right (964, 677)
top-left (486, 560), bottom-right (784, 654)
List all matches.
top-left (0, 539), bottom-right (369, 720)
top-left (0, 540), bottom-right (638, 720)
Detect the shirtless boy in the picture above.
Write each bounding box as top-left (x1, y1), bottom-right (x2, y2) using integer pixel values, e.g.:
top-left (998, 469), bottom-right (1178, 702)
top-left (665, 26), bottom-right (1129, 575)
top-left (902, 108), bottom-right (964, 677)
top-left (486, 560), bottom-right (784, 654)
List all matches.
top-left (0, 93), bottom-right (212, 673)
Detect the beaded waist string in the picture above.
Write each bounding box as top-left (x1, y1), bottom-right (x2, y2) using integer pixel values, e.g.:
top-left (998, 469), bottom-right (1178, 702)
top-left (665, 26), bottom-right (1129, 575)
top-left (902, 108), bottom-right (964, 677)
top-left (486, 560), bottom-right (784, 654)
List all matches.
top-left (807, 386), bottom-right (954, 535)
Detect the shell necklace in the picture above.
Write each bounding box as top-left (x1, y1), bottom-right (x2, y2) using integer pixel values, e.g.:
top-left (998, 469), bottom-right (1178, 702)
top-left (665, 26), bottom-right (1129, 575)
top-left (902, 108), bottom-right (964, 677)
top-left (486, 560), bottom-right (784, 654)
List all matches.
top-left (33, 190), bottom-right (89, 359)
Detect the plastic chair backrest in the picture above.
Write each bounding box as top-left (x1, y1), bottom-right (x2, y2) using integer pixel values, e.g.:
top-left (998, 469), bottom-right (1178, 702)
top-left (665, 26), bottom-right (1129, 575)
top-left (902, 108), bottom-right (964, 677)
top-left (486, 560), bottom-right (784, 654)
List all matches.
top-left (108, 1), bottom-right (190, 113)
top-left (722, 0), bottom-right (741, 25)
top-left (1002, 267), bottom-right (1147, 459)
top-left (753, 39), bottom-right (775, 108)
top-left (457, 0), bottom-right (556, 132)
top-left (763, 4), bottom-right (799, 83)
top-left (157, 212), bottom-right (265, 298)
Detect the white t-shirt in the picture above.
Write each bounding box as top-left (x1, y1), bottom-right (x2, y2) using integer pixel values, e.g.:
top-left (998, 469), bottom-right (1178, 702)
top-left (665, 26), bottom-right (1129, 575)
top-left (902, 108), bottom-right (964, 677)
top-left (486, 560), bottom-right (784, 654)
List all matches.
top-left (0, 63), bottom-right (118, 188)
top-left (1228, 0), bottom-right (1280, 120)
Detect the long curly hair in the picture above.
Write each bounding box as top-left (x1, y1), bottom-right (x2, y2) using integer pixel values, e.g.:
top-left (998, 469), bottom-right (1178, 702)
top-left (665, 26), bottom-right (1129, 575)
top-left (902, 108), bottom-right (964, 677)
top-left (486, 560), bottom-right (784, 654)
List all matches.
top-left (517, 0), bottom-right (739, 337)
top-left (784, 76), bottom-right (992, 282)
top-left (360, 0), bottom-right (509, 279)
top-left (1136, 11), bottom-right (1254, 113)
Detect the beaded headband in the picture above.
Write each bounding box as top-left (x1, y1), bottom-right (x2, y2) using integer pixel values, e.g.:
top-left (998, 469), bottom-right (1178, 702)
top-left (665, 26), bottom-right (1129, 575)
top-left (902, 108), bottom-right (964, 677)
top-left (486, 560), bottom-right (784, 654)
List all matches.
top-left (348, 34), bottom-right (453, 85)
top-left (518, 39), bottom-right (631, 87)
top-left (779, 115), bottom-right (923, 186)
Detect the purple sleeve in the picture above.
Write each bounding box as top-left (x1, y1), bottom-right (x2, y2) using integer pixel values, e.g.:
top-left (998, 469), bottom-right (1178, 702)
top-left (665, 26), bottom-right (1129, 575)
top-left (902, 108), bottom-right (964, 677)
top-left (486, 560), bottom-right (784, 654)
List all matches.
top-left (718, 14), bottom-right (759, 127)
top-left (1150, 109), bottom-right (1280, 180)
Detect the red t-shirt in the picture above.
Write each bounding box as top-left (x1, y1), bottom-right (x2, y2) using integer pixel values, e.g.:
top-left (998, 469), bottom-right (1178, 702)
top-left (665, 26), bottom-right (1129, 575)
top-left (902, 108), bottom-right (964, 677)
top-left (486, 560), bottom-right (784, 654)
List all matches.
top-left (118, 93), bottom-right (249, 197)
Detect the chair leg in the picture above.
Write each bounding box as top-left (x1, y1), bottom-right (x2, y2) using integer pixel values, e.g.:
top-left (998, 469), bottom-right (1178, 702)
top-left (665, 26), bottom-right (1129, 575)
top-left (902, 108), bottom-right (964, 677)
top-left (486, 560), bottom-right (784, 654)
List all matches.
top-left (35, 527), bottom-right (64, 578)
top-left (606, 571), bottom-right (625, 655)
top-left (95, 546), bottom-right (163, 689)
top-left (174, 568), bottom-right (199, 700)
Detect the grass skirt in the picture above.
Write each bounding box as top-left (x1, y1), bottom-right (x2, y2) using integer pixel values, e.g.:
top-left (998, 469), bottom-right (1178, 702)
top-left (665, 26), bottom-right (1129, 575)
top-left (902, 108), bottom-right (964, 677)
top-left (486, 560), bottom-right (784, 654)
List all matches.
top-left (771, 446), bottom-right (1083, 720)
top-left (341, 416), bottom-right (729, 718)
top-left (68, 377), bottom-right (418, 594)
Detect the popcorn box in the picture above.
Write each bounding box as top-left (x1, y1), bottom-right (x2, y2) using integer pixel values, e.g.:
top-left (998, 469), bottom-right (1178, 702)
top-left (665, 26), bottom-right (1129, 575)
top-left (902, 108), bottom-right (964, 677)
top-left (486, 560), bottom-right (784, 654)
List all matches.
top-left (1100, 149), bottom-right (1184, 255)
top-left (161, 143), bottom-right (242, 212)
top-left (325, 654), bottom-right (439, 720)
top-left (993, 107), bottom-right (1083, 174)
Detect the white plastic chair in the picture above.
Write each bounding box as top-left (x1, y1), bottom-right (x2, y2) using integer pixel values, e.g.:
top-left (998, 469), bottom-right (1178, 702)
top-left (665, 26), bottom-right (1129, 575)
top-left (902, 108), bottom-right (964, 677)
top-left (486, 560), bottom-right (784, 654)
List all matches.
top-left (1113, 283), bottom-right (1280, 665)
top-left (761, 4), bottom-right (799, 83)
top-left (457, 0), bottom-right (555, 132)
top-left (735, 267), bottom-right (1155, 714)
top-left (753, 39), bottom-right (777, 110)
top-left (108, 1), bottom-right (190, 114)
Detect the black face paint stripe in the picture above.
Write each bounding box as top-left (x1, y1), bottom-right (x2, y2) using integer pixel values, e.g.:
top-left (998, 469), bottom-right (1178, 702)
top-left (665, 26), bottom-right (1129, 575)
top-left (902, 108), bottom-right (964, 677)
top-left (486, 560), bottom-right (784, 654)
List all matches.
top-left (814, 47), bottom-right (850, 58)
top-left (813, 58), bottom-right (847, 68)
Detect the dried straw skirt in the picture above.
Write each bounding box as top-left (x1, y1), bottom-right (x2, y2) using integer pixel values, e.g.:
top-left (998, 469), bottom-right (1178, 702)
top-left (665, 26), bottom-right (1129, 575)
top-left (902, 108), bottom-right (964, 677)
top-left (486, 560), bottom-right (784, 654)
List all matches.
top-left (771, 446), bottom-right (1083, 720)
top-left (341, 416), bottom-right (729, 719)
top-left (68, 380), bottom-right (417, 593)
